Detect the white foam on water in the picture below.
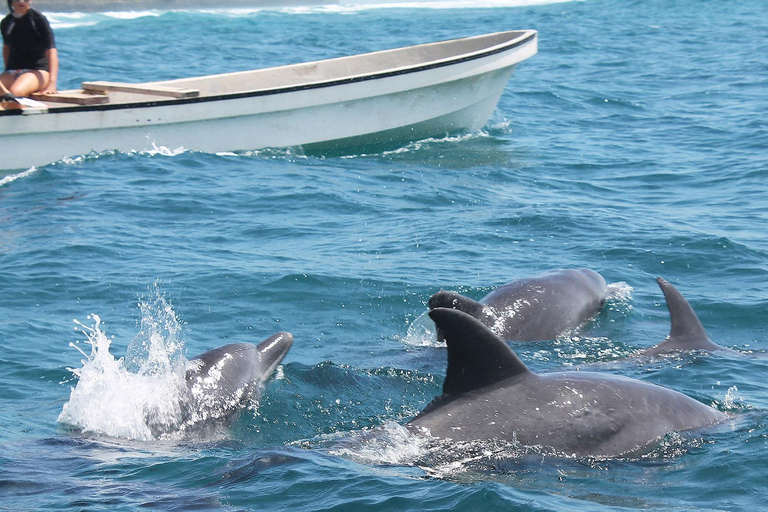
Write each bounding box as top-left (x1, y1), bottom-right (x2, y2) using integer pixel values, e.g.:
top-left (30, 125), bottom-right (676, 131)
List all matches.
top-left (0, 167), bottom-right (38, 187)
top-left (58, 285), bottom-right (190, 441)
top-left (50, 144), bottom-right (186, 167)
top-left (328, 421), bottom-right (429, 466)
top-left (139, 141), bottom-right (188, 158)
top-left (102, 10), bottom-right (163, 19)
top-left (46, 10), bottom-right (162, 29)
top-left (284, 0), bottom-right (577, 14)
top-left (45, 0), bottom-right (578, 27)
top-left (329, 424), bottom-right (538, 478)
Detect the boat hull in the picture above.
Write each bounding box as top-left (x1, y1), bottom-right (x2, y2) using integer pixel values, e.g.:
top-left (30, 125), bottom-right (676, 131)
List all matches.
top-left (0, 30), bottom-right (536, 171)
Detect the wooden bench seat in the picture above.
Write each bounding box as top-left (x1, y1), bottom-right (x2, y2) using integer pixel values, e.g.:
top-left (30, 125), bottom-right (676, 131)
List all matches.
top-left (32, 91), bottom-right (110, 105)
top-left (82, 81), bottom-right (200, 98)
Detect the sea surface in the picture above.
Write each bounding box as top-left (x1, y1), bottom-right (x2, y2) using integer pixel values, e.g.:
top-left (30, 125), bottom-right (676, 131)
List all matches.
top-left (2, 0), bottom-right (768, 509)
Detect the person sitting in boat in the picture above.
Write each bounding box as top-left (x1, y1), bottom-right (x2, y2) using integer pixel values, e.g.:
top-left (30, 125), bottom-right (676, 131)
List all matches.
top-left (1, 0), bottom-right (57, 102)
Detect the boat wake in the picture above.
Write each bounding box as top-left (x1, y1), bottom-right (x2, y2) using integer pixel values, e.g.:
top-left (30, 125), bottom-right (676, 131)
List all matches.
top-left (335, 125), bottom-right (509, 161)
top-left (212, 127), bottom-right (501, 162)
top-left (377, 130), bottom-right (494, 157)
top-left (18, 131), bottom-right (483, 171)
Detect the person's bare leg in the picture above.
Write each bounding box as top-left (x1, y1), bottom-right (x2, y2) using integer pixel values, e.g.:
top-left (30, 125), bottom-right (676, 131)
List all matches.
top-left (0, 74), bottom-right (19, 109)
top-left (9, 70), bottom-right (49, 97)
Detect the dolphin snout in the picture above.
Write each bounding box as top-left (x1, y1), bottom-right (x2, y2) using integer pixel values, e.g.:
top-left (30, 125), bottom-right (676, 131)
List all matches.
top-left (257, 332), bottom-right (293, 377)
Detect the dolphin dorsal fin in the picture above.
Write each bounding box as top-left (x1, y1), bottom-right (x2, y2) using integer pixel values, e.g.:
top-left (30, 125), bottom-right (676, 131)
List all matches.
top-left (656, 277), bottom-right (717, 350)
top-left (428, 308), bottom-right (531, 396)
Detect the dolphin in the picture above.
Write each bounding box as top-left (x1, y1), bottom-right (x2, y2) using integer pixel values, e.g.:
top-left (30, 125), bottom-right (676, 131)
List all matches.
top-left (182, 331), bottom-right (293, 426)
top-left (640, 277), bottom-right (731, 356)
top-left (408, 308), bottom-right (726, 457)
top-left (429, 268), bottom-right (608, 342)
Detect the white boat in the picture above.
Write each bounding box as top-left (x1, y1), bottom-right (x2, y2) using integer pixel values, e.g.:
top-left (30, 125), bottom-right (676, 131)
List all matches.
top-left (0, 30), bottom-right (537, 171)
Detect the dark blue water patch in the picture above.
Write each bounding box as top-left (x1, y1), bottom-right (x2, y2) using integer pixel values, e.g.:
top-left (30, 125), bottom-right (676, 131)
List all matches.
top-left (211, 451), bottom-right (485, 511)
top-left (0, 440), bottom-right (227, 509)
top-left (242, 361), bottom-right (439, 444)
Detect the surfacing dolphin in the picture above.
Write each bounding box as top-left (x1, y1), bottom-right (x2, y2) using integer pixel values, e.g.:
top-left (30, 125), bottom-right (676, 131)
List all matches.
top-left (408, 308), bottom-right (726, 457)
top-left (640, 277), bottom-right (732, 356)
top-left (428, 268), bottom-right (608, 342)
top-left (182, 331), bottom-right (293, 426)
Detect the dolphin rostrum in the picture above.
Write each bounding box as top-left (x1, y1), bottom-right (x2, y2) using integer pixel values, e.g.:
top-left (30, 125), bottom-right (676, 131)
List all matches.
top-left (429, 268), bottom-right (608, 342)
top-left (408, 308), bottom-right (726, 457)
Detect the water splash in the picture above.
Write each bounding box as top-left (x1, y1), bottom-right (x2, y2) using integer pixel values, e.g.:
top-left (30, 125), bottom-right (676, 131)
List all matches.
top-left (141, 142), bottom-right (188, 157)
top-left (721, 386), bottom-right (743, 410)
top-left (58, 287), bottom-right (189, 440)
top-left (401, 311), bottom-right (442, 347)
top-left (606, 281), bottom-right (633, 303)
top-left (124, 284), bottom-right (185, 375)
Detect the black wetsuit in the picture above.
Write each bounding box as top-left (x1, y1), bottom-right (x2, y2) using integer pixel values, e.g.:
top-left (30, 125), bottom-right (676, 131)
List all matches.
top-left (1, 8), bottom-right (56, 71)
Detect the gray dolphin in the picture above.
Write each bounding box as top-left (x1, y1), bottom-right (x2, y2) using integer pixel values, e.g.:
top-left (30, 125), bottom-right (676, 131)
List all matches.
top-left (429, 268), bottom-right (608, 342)
top-left (640, 277), bottom-right (730, 356)
top-left (408, 308), bottom-right (726, 457)
top-left (183, 331), bottom-right (293, 425)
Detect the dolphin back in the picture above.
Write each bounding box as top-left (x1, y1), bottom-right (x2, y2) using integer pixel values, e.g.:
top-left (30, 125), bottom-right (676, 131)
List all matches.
top-left (478, 268), bottom-right (608, 341)
top-left (429, 291), bottom-right (484, 317)
top-left (429, 290), bottom-right (485, 343)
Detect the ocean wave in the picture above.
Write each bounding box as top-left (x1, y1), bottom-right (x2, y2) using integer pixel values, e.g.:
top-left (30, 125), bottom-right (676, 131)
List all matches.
top-left (46, 10), bottom-right (162, 29)
top-left (45, 0), bottom-right (577, 28)
top-left (284, 0), bottom-right (579, 14)
top-left (0, 167), bottom-right (38, 187)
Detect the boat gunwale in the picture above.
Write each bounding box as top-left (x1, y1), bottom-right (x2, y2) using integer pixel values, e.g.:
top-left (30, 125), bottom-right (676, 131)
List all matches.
top-left (0, 30), bottom-right (536, 118)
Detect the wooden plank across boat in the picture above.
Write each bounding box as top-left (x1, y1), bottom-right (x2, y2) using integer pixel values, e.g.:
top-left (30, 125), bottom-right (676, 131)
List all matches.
top-left (0, 30), bottom-right (537, 171)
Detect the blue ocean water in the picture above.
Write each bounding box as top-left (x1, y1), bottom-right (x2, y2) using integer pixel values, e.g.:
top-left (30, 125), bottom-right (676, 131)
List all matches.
top-left (2, 0), bottom-right (768, 509)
